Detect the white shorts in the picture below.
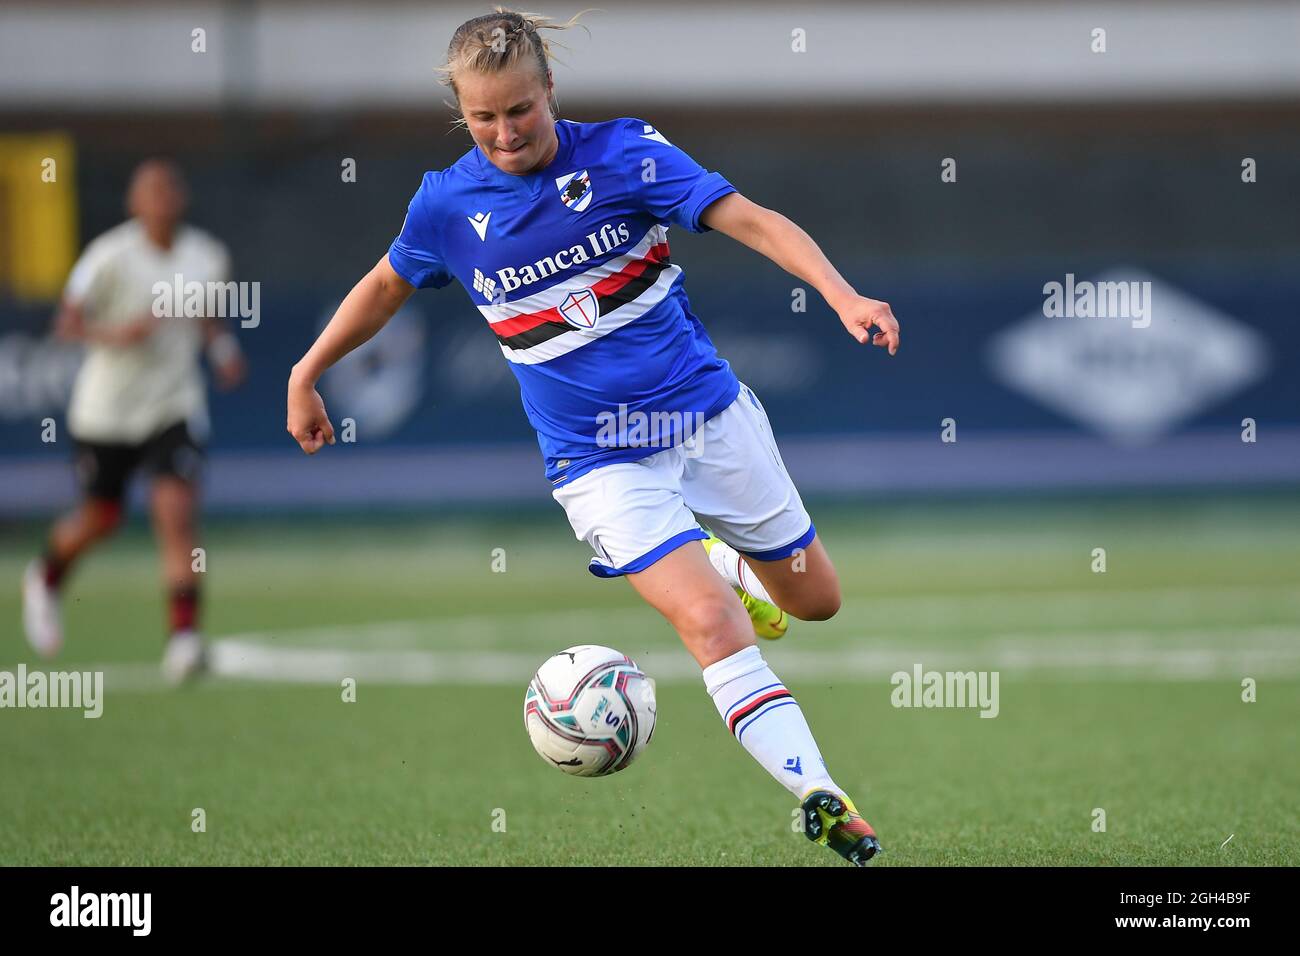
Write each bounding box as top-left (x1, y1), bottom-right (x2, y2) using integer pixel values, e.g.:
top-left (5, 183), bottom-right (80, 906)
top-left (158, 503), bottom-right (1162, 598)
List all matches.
top-left (552, 383), bottom-right (816, 578)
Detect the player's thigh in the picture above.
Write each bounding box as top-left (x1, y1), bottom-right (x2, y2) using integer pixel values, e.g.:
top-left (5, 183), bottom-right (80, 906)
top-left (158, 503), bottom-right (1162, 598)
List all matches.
top-left (551, 455), bottom-right (751, 666)
top-left (145, 424), bottom-right (202, 526)
top-left (73, 440), bottom-right (135, 512)
top-left (143, 421), bottom-right (205, 489)
top-left (684, 384), bottom-right (811, 555)
top-left (62, 441), bottom-right (136, 540)
top-left (624, 541), bottom-right (754, 668)
top-left (683, 383), bottom-right (839, 614)
top-left (551, 453), bottom-right (703, 578)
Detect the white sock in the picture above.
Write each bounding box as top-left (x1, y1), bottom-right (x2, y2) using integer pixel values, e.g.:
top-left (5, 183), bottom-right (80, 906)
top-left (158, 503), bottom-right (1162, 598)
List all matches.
top-left (707, 537), bottom-right (775, 604)
top-left (702, 645), bottom-right (838, 799)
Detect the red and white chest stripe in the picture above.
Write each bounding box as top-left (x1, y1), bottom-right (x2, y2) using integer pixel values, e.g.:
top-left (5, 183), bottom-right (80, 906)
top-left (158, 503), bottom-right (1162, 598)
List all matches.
top-left (475, 224), bottom-right (681, 365)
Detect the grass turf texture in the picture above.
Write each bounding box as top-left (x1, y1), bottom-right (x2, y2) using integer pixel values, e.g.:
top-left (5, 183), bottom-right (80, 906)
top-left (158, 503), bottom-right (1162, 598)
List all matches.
top-left (1, 493), bottom-right (1297, 866)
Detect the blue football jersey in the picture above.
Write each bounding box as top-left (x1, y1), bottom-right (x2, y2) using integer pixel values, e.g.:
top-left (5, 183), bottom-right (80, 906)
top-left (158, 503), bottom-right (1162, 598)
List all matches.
top-left (387, 116), bottom-right (741, 485)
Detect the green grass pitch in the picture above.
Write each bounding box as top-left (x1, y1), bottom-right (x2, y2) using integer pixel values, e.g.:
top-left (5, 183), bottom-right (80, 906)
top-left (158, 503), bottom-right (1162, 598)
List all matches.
top-left (2, 493), bottom-right (1297, 865)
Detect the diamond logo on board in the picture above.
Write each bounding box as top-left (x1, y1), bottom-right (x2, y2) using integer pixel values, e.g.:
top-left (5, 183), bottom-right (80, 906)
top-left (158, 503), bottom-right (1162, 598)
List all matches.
top-left (988, 268), bottom-right (1268, 444)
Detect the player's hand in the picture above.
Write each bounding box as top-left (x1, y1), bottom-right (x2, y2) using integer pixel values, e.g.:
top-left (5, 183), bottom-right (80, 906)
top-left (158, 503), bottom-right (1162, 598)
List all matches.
top-left (53, 303), bottom-right (86, 341)
top-left (287, 378), bottom-right (336, 455)
top-left (837, 296), bottom-right (899, 355)
top-left (214, 354), bottom-right (247, 391)
top-left (108, 315), bottom-right (163, 347)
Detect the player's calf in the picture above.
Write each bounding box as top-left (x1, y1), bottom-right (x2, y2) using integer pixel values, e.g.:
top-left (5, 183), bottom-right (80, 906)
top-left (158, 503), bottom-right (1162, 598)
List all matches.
top-left (704, 533), bottom-right (841, 625)
top-left (741, 537), bottom-right (842, 623)
top-left (703, 645), bottom-right (853, 813)
top-left (702, 535), bottom-right (789, 639)
top-left (50, 498), bottom-right (123, 559)
top-left (780, 589), bottom-right (841, 622)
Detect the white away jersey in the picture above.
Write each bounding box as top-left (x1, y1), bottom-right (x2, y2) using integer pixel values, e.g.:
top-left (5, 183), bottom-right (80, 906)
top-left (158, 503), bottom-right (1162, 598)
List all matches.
top-left (63, 220), bottom-right (229, 444)
top-left (387, 117), bottom-right (741, 485)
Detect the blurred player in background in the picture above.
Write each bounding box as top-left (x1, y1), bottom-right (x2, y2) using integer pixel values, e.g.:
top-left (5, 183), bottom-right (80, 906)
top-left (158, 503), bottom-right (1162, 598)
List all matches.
top-left (21, 158), bottom-right (246, 684)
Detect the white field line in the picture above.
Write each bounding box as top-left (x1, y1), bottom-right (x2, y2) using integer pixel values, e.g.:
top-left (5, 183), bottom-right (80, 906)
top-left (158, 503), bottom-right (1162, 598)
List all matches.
top-left (8, 583), bottom-right (1297, 691)
top-left (35, 624), bottom-right (1300, 692)
top-left (193, 582), bottom-right (1300, 651)
top-left (13, 578), bottom-right (1298, 629)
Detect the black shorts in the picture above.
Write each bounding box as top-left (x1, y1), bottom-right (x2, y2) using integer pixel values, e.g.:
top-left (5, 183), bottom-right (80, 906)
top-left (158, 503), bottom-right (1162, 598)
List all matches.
top-left (73, 421), bottom-right (205, 502)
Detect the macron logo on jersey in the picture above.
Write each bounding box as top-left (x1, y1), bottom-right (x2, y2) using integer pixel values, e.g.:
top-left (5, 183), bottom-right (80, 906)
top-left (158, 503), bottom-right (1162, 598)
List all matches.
top-left (468, 211), bottom-right (491, 241)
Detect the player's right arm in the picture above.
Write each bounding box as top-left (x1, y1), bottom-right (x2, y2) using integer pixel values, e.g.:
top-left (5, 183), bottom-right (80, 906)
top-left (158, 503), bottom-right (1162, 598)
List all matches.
top-left (56, 231), bottom-right (161, 347)
top-left (287, 254), bottom-right (415, 455)
top-left (54, 299), bottom-right (159, 347)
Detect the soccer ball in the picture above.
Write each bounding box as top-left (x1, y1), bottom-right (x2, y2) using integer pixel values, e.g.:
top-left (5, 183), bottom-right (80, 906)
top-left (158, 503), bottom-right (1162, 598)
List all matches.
top-left (524, 645), bottom-right (657, 777)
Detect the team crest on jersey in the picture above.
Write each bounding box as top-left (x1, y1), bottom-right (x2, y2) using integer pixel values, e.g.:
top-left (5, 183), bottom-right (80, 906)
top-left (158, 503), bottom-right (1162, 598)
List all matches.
top-left (555, 170), bottom-right (593, 212)
top-left (558, 288), bottom-right (599, 329)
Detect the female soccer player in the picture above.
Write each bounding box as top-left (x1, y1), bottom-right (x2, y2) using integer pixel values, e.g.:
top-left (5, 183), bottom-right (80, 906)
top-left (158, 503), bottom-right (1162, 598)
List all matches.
top-left (287, 9), bottom-right (899, 865)
top-left (23, 159), bottom-right (246, 684)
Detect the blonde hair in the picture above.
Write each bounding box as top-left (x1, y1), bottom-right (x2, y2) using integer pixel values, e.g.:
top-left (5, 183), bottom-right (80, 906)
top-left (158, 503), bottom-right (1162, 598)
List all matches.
top-left (437, 7), bottom-right (593, 130)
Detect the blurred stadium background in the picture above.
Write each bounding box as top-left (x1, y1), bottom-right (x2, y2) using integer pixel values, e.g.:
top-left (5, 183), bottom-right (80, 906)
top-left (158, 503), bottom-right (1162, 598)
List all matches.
top-left (1, 2), bottom-right (1297, 865)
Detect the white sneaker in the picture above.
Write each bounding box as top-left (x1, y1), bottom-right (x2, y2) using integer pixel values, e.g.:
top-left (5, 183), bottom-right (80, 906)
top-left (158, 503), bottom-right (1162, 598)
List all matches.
top-left (22, 559), bottom-right (63, 658)
top-left (161, 630), bottom-right (207, 685)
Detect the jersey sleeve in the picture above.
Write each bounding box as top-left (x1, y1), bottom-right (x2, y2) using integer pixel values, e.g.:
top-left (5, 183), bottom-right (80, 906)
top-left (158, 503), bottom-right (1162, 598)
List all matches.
top-left (62, 235), bottom-right (117, 313)
top-left (387, 173), bottom-right (455, 290)
top-left (210, 238), bottom-right (232, 284)
top-left (621, 118), bottom-right (736, 234)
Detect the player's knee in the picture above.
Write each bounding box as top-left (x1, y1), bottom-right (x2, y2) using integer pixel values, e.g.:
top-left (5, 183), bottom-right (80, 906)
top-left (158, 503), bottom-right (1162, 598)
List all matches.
top-left (676, 597), bottom-right (750, 649)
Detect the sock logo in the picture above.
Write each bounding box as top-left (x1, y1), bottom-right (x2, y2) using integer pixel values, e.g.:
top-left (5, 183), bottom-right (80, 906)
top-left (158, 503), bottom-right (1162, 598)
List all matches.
top-left (784, 756), bottom-right (803, 775)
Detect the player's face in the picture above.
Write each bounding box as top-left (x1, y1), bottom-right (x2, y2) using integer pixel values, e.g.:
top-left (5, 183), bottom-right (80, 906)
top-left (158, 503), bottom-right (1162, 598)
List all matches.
top-left (127, 163), bottom-right (188, 229)
top-left (458, 63), bottom-right (557, 176)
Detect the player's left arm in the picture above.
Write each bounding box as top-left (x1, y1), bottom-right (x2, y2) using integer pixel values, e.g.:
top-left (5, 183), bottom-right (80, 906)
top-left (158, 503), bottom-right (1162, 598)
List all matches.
top-left (200, 242), bottom-right (247, 390)
top-left (201, 317), bottom-right (247, 390)
top-left (700, 192), bottom-right (899, 355)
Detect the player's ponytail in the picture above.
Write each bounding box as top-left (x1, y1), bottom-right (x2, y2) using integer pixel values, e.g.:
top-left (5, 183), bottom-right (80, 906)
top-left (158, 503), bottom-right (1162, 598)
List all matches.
top-left (439, 7), bottom-right (593, 130)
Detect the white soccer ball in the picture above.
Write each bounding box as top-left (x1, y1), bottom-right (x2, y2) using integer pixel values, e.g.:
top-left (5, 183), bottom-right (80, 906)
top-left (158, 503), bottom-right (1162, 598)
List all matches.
top-left (524, 645), bottom-right (657, 777)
